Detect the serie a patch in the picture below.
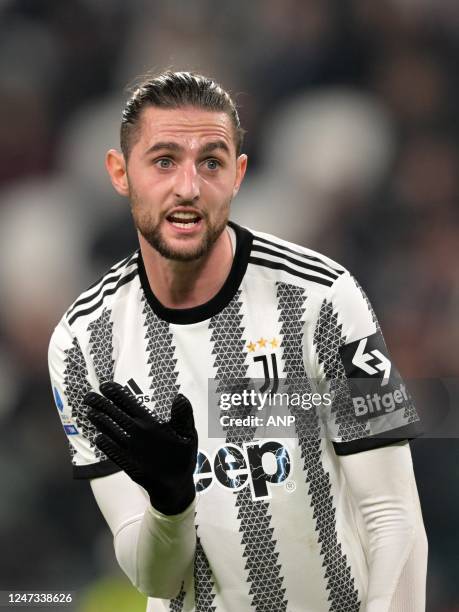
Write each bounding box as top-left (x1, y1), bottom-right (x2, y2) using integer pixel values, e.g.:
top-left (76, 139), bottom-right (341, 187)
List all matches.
top-left (54, 386), bottom-right (80, 435)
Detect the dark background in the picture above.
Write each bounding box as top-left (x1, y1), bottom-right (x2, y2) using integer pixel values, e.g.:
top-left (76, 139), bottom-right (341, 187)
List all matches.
top-left (0, 1), bottom-right (457, 610)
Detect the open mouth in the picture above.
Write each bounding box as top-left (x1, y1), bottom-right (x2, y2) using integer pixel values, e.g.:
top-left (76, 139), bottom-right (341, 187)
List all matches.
top-left (166, 210), bottom-right (202, 229)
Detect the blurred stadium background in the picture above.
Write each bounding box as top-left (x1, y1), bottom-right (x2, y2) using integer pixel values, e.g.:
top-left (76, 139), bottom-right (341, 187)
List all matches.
top-left (0, 1), bottom-right (458, 610)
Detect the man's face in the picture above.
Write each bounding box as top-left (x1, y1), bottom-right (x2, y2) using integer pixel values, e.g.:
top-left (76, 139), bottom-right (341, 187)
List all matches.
top-left (122, 106), bottom-right (247, 262)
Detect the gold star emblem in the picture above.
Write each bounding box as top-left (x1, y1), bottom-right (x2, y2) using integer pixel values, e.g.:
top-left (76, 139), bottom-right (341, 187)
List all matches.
top-left (270, 338), bottom-right (278, 348)
top-left (247, 341), bottom-right (257, 353)
top-left (257, 337), bottom-right (267, 348)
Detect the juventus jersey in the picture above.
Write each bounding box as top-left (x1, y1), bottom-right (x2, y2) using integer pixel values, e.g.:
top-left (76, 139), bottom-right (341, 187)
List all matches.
top-left (48, 221), bottom-right (420, 612)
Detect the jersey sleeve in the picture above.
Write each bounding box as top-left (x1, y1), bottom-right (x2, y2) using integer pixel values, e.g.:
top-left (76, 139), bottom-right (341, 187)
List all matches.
top-left (48, 318), bottom-right (122, 479)
top-left (309, 271), bottom-right (422, 455)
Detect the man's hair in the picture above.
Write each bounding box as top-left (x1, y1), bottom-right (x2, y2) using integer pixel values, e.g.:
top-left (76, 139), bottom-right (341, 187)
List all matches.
top-left (120, 70), bottom-right (245, 158)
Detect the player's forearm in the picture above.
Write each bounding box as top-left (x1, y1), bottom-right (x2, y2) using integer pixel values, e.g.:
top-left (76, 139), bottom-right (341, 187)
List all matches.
top-left (360, 479), bottom-right (427, 611)
top-left (90, 472), bottom-right (196, 599)
top-left (388, 507), bottom-right (427, 612)
top-left (339, 442), bottom-right (427, 612)
top-left (114, 500), bottom-right (196, 598)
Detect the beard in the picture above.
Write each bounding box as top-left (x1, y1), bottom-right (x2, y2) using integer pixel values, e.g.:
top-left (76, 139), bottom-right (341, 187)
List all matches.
top-left (138, 215), bottom-right (227, 262)
top-left (129, 189), bottom-right (230, 262)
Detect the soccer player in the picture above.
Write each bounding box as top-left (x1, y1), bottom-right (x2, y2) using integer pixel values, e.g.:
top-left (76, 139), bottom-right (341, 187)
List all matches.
top-left (48, 71), bottom-right (427, 611)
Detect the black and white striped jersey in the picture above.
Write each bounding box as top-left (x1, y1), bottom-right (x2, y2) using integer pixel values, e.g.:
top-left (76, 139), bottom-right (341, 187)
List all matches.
top-left (48, 221), bottom-right (420, 612)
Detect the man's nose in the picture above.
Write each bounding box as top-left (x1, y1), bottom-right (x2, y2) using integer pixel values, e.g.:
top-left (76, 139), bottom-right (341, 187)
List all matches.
top-left (174, 162), bottom-right (200, 202)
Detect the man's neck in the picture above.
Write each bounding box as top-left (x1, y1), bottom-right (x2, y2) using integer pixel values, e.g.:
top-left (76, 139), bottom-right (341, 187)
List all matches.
top-left (139, 227), bottom-right (234, 309)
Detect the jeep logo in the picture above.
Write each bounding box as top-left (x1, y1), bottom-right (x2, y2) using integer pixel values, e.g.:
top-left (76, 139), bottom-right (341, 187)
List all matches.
top-left (194, 440), bottom-right (292, 500)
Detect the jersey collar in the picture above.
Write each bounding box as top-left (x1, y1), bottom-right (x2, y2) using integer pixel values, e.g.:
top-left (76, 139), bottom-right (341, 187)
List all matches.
top-left (137, 221), bottom-right (253, 324)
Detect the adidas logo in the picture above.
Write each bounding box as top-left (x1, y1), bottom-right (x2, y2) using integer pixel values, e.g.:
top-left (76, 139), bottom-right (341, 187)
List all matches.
top-left (125, 378), bottom-right (154, 403)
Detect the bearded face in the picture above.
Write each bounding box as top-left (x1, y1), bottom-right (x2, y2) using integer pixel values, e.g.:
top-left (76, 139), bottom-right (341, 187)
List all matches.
top-left (121, 106), bottom-right (245, 263)
top-left (129, 182), bottom-right (231, 262)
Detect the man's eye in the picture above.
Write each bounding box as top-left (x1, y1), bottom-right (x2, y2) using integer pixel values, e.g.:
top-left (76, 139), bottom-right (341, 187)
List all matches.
top-left (204, 159), bottom-right (220, 170)
top-left (156, 158), bottom-right (173, 169)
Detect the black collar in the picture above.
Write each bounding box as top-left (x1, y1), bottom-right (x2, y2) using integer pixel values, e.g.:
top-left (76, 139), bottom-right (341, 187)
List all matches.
top-left (137, 221), bottom-right (253, 324)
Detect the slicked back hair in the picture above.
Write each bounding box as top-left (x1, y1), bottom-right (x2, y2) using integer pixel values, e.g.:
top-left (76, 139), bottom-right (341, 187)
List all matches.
top-left (120, 71), bottom-right (245, 159)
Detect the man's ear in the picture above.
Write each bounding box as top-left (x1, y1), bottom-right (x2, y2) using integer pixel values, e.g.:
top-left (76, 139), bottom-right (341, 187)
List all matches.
top-left (233, 154), bottom-right (248, 197)
top-left (105, 149), bottom-right (129, 196)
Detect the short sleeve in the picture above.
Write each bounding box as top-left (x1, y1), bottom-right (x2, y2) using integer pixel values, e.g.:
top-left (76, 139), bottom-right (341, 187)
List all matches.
top-left (311, 271), bottom-right (422, 455)
top-left (48, 318), bottom-right (122, 478)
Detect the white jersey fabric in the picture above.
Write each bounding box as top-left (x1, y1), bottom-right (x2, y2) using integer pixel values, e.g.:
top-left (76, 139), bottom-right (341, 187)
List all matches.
top-left (48, 222), bottom-right (421, 612)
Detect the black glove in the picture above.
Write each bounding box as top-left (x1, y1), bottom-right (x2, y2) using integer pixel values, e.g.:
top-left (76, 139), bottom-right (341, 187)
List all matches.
top-left (83, 381), bottom-right (198, 516)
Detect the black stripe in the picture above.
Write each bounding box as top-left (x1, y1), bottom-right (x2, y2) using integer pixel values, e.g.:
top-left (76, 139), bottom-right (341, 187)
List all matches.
top-left (105, 253), bottom-right (134, 275)
top-left (82, 252), bottom-right (134, 292)
top-left (253, 234), bottom-right (343, 274)
top-left (209, 293), bottom-right (288, 611)
top-left (252, 244), bottom-right (339, 280)
top-left (73, 459), bottom-right (122, 479)
top-left (314, 300), bottom-right (370, 442)
top-left (67, 254), bottom-right (138, 316)
top-left (276, 283), bottom-right (361, 611)
top-left (141, 298), bottom-right (189, 611)
top-left (67, 270), bottom-right (126, 315)
top-left (68, 269), bottom-right (138, 325)
top-left (126, 378), bottom-right (143, 394)
top-left (63, 336), bottom-right (104, 465)
top-left (249, 256), bottom-right (334, 287)
top-left (333, 423), bottom-right (422, 456)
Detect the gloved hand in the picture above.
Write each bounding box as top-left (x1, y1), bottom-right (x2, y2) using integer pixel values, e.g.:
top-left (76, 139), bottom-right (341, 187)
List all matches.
top-left (83, 381), bottom-right (198, 516)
